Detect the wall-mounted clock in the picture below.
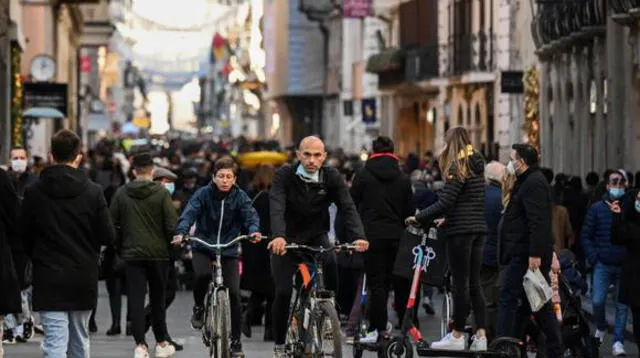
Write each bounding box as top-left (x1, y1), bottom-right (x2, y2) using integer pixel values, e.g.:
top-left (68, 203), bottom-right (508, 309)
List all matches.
top-left (29, 54), bottom-right (56, 82)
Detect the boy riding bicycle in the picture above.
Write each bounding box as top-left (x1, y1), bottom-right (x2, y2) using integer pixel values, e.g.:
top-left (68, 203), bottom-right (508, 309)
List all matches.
top-left (173, 157), bottom-right (261, 358)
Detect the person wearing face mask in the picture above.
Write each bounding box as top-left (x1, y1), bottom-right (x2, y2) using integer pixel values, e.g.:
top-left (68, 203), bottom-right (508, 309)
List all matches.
top-left (174, 169), bottom-right (200, 213)
top-left (7, 147), bottom-right (37, 201)
top-left (581, 169), bottom-right (630, 356)
top-left (109, 153), bottom-right (178, 358)
top-left (610, 190), bottom-right (640, 350)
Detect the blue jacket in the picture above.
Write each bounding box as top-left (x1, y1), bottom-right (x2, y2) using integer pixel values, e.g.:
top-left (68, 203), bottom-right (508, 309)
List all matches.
top-left (483, 182), bottom-right (503, 267)
top-left (581, 193), bottom-right (627, 266)
top-left (176, 184), bottom-right (260, 257)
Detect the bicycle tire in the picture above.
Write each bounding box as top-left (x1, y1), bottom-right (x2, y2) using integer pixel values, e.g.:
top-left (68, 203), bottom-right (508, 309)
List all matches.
top-left (314, 300), bottom-right (343, 358)
top-left (440, 291), bottom-right (452, 337)
top-left (212, 290), bottom-right (231, 358)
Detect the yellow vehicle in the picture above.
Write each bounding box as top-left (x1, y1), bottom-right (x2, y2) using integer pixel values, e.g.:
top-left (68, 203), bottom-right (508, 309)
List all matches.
top-left (236, 151), bottom-right (288, 169)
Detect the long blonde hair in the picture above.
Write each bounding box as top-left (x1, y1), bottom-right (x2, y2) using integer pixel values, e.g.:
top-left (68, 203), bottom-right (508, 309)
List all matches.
top-left (501, 170), bottom-right (517, 210)
top-left (439, 126), bottom-right (474, 181)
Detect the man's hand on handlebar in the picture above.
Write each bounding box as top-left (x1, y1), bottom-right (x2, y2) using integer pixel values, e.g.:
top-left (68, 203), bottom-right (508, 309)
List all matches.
top-left (352, 239), bottom-right (369, 252)
top-left (267, 237), bottom-right (288, 256)
top-left (249, 232), bottom-right (263, 243)
top-left (405, 216), bottom-right (419, 227)
top-left (171, 234), bottom-right (185, 246)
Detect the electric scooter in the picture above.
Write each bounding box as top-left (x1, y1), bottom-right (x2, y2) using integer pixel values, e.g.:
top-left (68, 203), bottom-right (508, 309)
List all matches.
top-left (383, 225), bottom-right (525, 358)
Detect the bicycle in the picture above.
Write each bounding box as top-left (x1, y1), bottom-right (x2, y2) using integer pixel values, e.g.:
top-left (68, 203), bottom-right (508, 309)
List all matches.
top-left (283, 243), bottom-right (359, 358)
top-left (183, 234), bottom-right (264, 358)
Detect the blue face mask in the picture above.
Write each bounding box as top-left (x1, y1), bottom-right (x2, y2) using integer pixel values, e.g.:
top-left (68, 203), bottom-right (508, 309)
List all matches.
top-left (296, 164), bottom-right (319, 182)
top-left (164, 182), bottom-right (175, 195)
top-left (635, 200), bottom-right (640, 213)
top-left (609, 187), bottom-right (625, 199)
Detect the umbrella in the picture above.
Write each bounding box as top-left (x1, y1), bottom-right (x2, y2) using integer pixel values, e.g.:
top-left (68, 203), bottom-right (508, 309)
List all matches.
top-left (23, 107), bottom-right (65, 119)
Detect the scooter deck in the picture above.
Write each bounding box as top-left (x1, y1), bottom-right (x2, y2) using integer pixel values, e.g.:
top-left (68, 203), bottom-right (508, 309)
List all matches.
top-left (416, 346), bottom-right (511, 357)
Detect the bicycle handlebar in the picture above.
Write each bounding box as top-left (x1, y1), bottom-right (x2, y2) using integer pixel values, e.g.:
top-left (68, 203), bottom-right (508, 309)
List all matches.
top-left (184, 234), bottom-right (266, 250)
top-left (283, 243), bottom-right (359, 253)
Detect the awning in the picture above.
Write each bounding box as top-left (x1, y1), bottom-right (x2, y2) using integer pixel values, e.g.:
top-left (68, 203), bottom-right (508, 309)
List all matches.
top-left (87, 113), bottom-right (111, 131)
top-left (23, 107), bottom-right (65, 119)
top-left (366, 48), bottom-right (405, 74)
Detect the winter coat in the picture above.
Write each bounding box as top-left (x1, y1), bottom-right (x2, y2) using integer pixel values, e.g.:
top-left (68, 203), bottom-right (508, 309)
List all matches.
top-left (0, 168), bottom-right (22, 315)
top-left (415, 148), bottom-right (487, 237)
top-left (109, 180), bottom-right (178, 261)
top-left (581, 194), bottom-right (627, 266)
top-left (483, 181), bottom-right (503, 267)
top-left (499, 167), bottom-right (554, 264)
top-left (176, 184), bottom-right (260, 257)
top-left (241, 189), bottom-right (273, 294)
top-left (611, 211), bottom-right (640, 305)
top-left (270, 164), bottom-right (365, 244)
top-left (19, 165), bottom-right (115, 311)
top-left (350, 154), bottom-right (413, 241)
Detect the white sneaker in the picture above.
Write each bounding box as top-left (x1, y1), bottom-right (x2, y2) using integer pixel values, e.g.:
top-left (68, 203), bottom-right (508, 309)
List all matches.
top-left (359, 330), bottom-right (379, 343)
top-left (594, 329), bottom-right (606, 344)
top-left (134, 346), bottom-right (149, 358)
top-left (470, 335), bottom-right (488, 351)
top-left (155, 343), bottom-right (176, 358)
top-left (612, 341), bottom-right (627, 356)
top-left (430, 332), bottom-right (466, 350)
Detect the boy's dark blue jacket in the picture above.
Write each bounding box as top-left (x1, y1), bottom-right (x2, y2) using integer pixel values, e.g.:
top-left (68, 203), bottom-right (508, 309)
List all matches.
top-left (176, 184), bottom-right (260, 257)
top-left (581, 192), bottom-right (629, 266)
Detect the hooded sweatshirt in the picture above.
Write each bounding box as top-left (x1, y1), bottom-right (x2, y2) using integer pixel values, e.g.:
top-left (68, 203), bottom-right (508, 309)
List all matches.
top-left (110, 180), bottom-right (178, 260)
top-left (350, 154), bottom-right (414, 241)
top-left (20, 165), bottom-right (115, 311)
top-left (415, 149), bottom-right (487, 237)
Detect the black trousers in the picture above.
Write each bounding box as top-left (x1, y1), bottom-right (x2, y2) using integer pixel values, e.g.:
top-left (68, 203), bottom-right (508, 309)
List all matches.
top-left (496, 256), bottom-right (563, 357)
top-left (144, 263), bottom-right (177, 327)
top-left (447, 234), bottom-right (487, 332)
top-left (271, 236), bottom-right (338, 345)
top-left (632, 305), bottom-right (640, 350)
top-left (106, 274), bottom-right (125, 325)
top-left (126, 260), bottom-right (170, 346)
top-left (192, 252), bottom-right (242, 341)
top-left (364, 240), bottom-right (412, 332)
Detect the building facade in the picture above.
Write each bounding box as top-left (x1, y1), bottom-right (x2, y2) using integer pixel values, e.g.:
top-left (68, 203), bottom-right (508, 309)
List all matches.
top-left (531, 0), bottom-right (640, 175)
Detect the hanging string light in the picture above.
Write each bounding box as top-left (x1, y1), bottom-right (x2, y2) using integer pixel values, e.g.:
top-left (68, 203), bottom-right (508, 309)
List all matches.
top-left (11, 44), bottom-right (23, 148)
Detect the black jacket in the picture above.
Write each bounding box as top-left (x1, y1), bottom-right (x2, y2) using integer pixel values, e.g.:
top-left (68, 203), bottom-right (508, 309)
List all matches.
top-left (270, 164), bottom-right (365, 244)
top-left (499, 167), bottom-right (554, 264)
top-left (0, 168), bottom-right (21, 314)
top-left (611, 211), bottom-right (640, 305)
top-left (415, 150), bottom-right (487, 237)
top-left (350, 154), bottom-right (413, 241)
top-left (19, 165), bottom-right (116, 311)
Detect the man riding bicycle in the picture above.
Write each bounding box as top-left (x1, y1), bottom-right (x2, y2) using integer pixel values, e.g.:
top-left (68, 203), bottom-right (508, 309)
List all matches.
top-left (267, 136), bottom-right (369, 358)
top-left (173, 157), bottom-right (261, 358)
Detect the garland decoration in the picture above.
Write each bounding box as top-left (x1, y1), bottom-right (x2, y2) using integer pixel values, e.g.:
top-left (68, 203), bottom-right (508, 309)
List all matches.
top-left (523, 65), bottom-right (540, 149)
top-left (11, 44), bottom-right (23, 148)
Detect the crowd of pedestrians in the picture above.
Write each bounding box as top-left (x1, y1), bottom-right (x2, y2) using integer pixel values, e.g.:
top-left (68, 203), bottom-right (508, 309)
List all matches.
top-left (1, 126), bottom-right (640, 358)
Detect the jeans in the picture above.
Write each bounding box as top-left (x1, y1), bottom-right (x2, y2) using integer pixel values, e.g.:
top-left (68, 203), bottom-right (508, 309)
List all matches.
top-left (447, 234), bottom-right (487, 332)
top-left (40, 310), bottom-right (91, 358)
top-left (192, 253), bottom-right (242, 341)
top-left (496, 256), bottom-right (563, 357)
top-left (591, 262), bottom-right (628, 343)
top-left (126, 260), bottom-right (170, 346)
top-left (271, 236), bottom-right (338, 345)
top-left (364, 240), bottom-right (411, 333)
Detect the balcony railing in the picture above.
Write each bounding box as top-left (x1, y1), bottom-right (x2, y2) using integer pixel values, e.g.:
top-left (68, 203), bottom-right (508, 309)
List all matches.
top-left (451, 33), bottom-right (473, 75)
top-left (405, 43), bottom-right (439, 82)
top-left (445, 31), bottom-right (494, 76)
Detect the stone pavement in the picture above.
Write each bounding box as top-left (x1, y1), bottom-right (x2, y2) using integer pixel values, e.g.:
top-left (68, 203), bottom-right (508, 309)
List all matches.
top-left (4, 286), bottom-right (637, 357)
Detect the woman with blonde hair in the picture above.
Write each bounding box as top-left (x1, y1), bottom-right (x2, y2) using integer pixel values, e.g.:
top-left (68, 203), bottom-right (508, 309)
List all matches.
top-left (406, 126), bottom-right (488, 351)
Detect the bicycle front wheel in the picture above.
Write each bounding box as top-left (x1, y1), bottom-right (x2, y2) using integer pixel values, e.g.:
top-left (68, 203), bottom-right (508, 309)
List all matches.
top-left (313, 300), bottom-right (343, 358)
top-left (211, 290), bottom-right (231, 358)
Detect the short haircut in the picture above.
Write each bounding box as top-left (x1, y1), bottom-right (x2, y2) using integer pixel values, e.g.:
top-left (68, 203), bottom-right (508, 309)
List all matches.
top-left (213, 156), bottom-right (238, 176)
top-left (540, 167), bottom-right (554, 184)
top-left (585, 171), bottom-right (599, 186)
top-left (512, 143), bottom-right (539, 167)
top-left (51, 130), bottom-right (81, 163)
top-left (485, 161), bottom-right (505, 183)
top-left (372, 136), bottom-right (394, 154)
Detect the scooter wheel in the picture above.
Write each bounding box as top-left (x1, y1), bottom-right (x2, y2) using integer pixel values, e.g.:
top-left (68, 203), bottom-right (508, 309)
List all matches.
top-left (380, 338), bottom-right (413, 358)
top-left (491, 341), bottom-right (523, 358)
top-left (353, 345), bottom-right (363, 358)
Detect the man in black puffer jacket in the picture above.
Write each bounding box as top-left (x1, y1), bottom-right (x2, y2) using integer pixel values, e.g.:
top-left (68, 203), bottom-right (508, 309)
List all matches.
top-left (350, 136), bottom-right (414, 342)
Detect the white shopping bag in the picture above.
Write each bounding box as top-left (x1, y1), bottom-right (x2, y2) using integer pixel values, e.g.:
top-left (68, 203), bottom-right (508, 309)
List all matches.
top-left (523, 268), bottom-right (553, 312)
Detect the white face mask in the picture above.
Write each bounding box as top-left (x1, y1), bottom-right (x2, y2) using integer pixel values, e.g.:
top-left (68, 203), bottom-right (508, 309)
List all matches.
top-left (11, 159), bottom-right (27, 173)
top-left (506, 160), bottom-right (516, 175)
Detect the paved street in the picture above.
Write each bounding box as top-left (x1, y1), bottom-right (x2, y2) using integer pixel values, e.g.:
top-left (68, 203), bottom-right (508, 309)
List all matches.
top-left (4, 285), bottom-right (638, 357)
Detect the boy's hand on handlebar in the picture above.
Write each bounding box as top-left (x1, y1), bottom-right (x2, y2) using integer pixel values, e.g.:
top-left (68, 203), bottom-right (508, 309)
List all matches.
top-left (353, 239), bottom-right (369, 252)
top-left (249, 232), bottom-right (263, 243)
top-left (267, 237), bottom-right (287, 256)
top-left (171, 235), bottom-right (184, 246)
top-left (434, 218), bottom-right (446, 227)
